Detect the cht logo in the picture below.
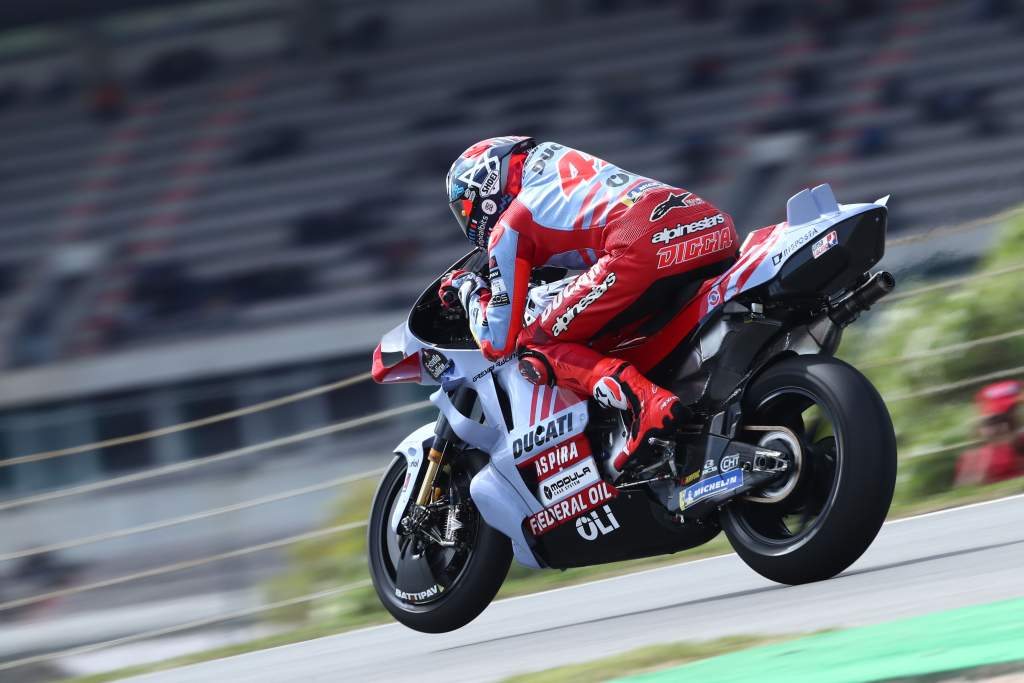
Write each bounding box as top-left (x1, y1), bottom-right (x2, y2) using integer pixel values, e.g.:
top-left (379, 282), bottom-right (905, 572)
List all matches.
top-left (575, 505), bottom-right (621, 541)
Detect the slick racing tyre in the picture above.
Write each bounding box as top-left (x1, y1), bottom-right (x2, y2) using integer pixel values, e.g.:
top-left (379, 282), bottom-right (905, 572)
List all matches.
top-left (721, 355), bottom-right (897, 584)
top-left (368, 455), bottom-right (512, 633)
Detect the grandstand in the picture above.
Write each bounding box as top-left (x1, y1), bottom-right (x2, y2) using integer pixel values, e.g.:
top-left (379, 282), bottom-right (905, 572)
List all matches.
top-left (0, 0), bottom-right (1022, 371)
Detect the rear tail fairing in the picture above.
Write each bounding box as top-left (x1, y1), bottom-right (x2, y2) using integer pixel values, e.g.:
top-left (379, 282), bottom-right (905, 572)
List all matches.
top-left (613, 184), bottom-right (887, 379)
top-left (707, 184), bottom-right (887, 306)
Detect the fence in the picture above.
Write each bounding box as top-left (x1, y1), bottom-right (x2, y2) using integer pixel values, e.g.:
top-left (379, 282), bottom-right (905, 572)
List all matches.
top-left (1, 216), bottom-right (1022, 675)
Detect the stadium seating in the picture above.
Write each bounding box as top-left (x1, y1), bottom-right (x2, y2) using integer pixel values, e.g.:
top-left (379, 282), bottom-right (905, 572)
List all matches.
top-left (0, 0), bottom-right (1021, 366)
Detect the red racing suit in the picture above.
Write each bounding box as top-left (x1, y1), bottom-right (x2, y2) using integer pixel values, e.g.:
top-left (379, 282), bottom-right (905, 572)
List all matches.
top-left (464, 142), bottom-right (738, 399)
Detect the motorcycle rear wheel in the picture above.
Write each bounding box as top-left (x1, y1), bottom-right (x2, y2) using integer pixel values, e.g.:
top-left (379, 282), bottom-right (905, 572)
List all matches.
top-left (368, 455), bottom-right (512, 633)
top-left (721, 355), bottom-right (896, 584)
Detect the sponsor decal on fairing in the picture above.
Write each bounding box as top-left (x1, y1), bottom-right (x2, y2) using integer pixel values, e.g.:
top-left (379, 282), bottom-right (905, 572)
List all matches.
top-left (421, 348), bottom-right (452, 381)
top-left (470, 353), bottom-right (519, 382)
top-left (719, 454), bottom-right (739, 472)
top-left (538, 456), bottom-right (600, 505)
top-left (527, 480), bottom-right (618, 536)
top-left (680, 470), bottom-right (743, 509)
top-left (518, 433), bottom-right (592, 479)
top-left (771, 224), bottom-right (823, 265)
top-left (812, 230), bottom-right (838, 258)
top-left (511, 407), bottom-right (583, 458)
top-left (575, 505), bottom-right (620, 541)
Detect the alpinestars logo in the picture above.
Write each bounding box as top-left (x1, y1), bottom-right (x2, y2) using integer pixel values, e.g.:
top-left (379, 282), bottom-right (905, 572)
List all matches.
top-left (592, 377), bottom-right (629, 410)
top-left (552, 273), bottom-right (616, 337)
top-left (649, 192), bottom-right (703, 221)
top-left (651, 214), bottom-right (725, 244)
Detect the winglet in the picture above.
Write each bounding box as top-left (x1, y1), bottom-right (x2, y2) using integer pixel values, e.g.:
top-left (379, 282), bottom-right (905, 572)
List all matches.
top-left (875, 194), bottom-right (890, 207)
top-left (786, 183), bottom-right (840, 226)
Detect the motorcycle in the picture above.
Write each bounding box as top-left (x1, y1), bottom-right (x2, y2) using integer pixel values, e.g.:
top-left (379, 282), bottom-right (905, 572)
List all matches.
top-left (368, 184), bottom-right (897, 633)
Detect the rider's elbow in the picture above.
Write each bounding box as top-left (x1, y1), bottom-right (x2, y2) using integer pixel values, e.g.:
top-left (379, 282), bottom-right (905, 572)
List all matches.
top-left (479, 339), bottom-right (507, 362)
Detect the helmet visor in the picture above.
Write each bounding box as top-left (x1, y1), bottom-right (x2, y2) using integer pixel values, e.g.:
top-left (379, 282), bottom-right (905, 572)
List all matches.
top-left (450, 198), bottom-right (473, 232)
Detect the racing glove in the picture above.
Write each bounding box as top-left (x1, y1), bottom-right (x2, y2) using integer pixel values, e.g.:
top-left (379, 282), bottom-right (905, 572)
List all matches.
top-left (438, 269), bottom-right (487, 310)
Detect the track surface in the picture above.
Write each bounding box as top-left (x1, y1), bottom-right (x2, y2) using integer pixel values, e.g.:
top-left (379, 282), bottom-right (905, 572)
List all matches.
top-left (128, 495), bottom-right (1024, 683)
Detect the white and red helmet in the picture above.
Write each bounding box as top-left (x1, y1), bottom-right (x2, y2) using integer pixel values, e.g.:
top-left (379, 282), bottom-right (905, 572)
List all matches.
top-left (446, 136), bottom-right (535, 247)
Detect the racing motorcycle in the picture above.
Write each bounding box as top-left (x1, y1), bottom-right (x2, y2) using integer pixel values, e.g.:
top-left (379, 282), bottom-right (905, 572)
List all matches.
top-left (369, 184), bottom-right (897, 633)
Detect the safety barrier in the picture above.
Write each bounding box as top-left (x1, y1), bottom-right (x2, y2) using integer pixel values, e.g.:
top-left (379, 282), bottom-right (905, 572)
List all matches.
top-left (0, 402), bottom-right (429, 511)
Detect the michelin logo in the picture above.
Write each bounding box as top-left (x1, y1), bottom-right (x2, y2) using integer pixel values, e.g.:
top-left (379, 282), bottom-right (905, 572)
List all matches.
top-left (680, 470), bottom-right (743, 509)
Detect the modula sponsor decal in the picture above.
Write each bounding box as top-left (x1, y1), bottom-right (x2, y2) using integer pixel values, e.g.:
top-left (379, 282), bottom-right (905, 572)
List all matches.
top-left (528, 481), bottom-right (617, 536)
top-left (538, 456), bottom-right (600, 505)
top-left (680, 470), bottom-right (743, 509)
top-left (512, 407), bottom-right (583, 458)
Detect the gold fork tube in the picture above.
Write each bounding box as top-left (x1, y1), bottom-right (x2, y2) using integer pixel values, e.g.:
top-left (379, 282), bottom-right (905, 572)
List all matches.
top-left (415, 447), bottom-right (445, 506)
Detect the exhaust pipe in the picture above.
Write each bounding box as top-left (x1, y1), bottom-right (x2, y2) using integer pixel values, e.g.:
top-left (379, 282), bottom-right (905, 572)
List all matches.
top-left (828, 271), bottom-right (896, 327)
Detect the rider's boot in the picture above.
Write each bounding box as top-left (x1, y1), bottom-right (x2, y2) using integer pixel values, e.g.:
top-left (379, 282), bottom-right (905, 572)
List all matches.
top-left (590, 361), bottom-right (686, 476)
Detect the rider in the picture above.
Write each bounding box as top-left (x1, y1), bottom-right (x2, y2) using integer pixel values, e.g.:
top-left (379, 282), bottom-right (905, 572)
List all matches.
top-left (440, 136), bottom-right (738, 475)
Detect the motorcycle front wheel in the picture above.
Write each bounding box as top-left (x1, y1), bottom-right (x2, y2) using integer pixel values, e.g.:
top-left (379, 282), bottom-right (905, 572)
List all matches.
top-left (721, 355), bottom-right (897, 584)
top-left (368, 454), bottom-right (512, 633)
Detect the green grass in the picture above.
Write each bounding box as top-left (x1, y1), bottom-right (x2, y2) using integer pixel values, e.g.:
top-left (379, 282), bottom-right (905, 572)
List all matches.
top-left (497, 634), bottom-right (797, 683)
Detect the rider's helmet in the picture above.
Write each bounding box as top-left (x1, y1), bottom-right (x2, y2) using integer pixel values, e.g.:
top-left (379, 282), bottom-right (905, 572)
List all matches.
top-left (446, 136), bottom-right (536, 247)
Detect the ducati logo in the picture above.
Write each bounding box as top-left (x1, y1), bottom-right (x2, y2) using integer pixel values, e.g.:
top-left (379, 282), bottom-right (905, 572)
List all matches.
top-left (575, 505), bottom-right (620, 541)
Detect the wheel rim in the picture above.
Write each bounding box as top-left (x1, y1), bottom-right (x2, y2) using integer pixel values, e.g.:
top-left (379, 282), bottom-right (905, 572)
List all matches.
top-left (376, 463), bottom-right (480, 607)
top-left (730, 387), bottom-right (842, 550)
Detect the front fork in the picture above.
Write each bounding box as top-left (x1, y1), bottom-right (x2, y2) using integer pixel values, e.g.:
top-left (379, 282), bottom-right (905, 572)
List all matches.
top-left (411, 387), bottom-right (475, 511)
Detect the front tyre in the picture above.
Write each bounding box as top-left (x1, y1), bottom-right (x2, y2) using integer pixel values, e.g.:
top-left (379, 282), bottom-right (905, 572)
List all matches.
top-left (721, 355), bottom-right (896, 584)
top-left (368, 455), bottom-right (512, 633)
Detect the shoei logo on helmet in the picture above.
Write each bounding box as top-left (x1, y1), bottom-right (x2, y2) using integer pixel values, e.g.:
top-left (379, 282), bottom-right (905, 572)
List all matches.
top-left (457, 153), bottom-right (502, 197)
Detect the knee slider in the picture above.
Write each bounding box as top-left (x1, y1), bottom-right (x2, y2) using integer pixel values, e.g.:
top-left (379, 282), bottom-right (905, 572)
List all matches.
top-left (517, 351), bottom-right (554, 386)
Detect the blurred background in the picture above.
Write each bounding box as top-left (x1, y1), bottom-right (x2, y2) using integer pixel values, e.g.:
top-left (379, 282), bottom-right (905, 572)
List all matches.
top-left (0, 0), bottom-right (1022, 680)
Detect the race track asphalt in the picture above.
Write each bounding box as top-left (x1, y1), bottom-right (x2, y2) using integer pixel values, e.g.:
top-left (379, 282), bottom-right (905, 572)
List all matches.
top-left (126, 494), bottom-right (1024, 683)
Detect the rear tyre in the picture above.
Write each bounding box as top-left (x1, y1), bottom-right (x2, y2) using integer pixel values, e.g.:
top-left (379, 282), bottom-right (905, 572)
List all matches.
top-left (721, 355), bottom-right (896, 584)
top-left (368, 455), bottom-right (512, 633)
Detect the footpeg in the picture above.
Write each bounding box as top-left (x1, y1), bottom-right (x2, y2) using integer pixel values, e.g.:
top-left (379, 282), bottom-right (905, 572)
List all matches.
top-left (647, 437), bottom-right (677, 477)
